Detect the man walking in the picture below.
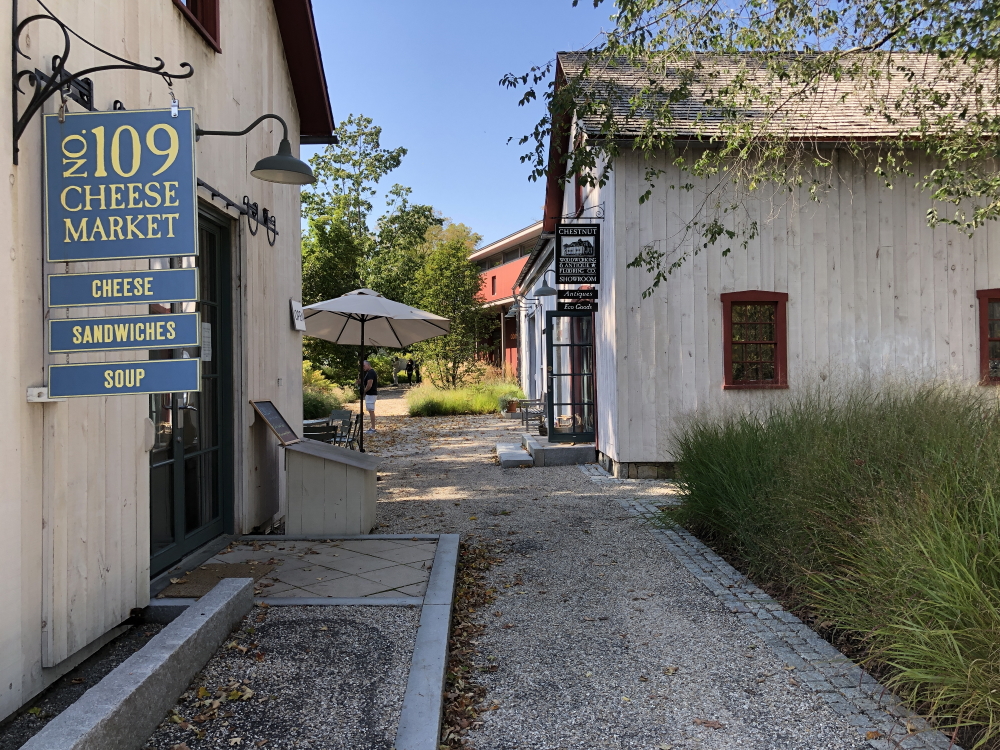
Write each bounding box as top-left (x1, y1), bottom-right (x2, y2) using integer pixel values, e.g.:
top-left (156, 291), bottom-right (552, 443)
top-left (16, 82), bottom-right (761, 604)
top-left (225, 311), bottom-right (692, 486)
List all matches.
top-left (405, 358), bottom-right (414, 385)
top-left (361, 360), bottom-right (378, 433)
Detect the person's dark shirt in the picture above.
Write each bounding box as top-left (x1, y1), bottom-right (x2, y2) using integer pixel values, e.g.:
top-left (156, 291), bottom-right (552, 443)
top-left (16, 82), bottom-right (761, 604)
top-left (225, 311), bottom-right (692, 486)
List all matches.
top-left (363, 369), bottom-right (378, 396)
top-left (406, 360), bottom-right (414, 374)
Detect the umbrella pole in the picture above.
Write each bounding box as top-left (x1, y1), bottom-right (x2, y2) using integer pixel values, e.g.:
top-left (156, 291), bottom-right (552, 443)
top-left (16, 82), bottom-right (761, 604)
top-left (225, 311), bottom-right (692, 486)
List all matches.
top-left (359, 317), bottom-right (365, 453)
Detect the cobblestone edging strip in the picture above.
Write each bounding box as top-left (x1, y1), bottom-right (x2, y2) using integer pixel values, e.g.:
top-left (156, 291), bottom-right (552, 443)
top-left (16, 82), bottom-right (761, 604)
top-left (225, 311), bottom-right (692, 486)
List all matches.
top-left (615, 493), bottom-right (959, 750)
top-left (22, 578), bottom-right (254, 750)
top-left (395, 533), bottom-right (460, 750)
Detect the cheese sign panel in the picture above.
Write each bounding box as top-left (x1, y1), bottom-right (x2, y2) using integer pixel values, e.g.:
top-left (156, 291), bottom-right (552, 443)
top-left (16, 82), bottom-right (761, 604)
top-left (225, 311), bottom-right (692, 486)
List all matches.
top-left (49, 313), bottom-right (200, 353)
top-left (48, 268), bottom-right (198, 307)
top-left (44, 108), bottom-right (197, 262)
top-left (48, 358), bottom-right (200, 398)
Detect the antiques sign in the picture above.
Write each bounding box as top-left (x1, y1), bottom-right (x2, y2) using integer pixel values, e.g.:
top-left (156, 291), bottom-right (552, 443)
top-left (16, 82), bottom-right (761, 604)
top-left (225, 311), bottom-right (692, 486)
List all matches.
top-left (555, 224), bottom-right (600, 285)
top-left (44, 108), bottom-right (197, 262)
top-left (559, 289), bottom-right (598, 300)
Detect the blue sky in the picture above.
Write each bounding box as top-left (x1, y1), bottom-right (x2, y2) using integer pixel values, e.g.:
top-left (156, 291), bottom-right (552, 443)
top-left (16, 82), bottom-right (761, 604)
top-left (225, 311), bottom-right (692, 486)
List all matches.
top-left (306, 1), bottom-right (610, 247)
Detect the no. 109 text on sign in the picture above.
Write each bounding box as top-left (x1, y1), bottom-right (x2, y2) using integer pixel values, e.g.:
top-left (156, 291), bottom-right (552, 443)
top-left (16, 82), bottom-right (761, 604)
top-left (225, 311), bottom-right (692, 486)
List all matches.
top-left (44, 108), bottom-right (197, 262)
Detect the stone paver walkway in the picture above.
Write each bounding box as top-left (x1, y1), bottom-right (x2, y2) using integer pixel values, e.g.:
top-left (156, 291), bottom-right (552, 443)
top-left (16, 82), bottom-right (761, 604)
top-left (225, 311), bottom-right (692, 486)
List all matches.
top-left (203, 538), bottom-right (436, 599)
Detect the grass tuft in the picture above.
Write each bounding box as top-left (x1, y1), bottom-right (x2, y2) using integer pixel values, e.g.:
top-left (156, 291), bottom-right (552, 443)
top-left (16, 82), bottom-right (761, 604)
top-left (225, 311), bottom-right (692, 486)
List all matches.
top-left (406, 382), bottom-right (524, 417)
top-left (669, 379), bottom-right (1000, 745)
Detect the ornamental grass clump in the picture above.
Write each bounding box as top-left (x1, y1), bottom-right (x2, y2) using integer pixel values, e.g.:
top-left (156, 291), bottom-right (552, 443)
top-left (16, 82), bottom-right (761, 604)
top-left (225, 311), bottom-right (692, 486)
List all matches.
top-left (406, 382), bottom-right (524, 417)
top-left (670, 380), bottom-right (1000, 745)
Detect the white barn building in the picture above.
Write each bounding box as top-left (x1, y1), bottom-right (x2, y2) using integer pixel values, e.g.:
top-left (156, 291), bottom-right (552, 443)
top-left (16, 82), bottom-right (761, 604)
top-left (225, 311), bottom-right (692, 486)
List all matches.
top-left (515, 52), bottom-right (1000, 478)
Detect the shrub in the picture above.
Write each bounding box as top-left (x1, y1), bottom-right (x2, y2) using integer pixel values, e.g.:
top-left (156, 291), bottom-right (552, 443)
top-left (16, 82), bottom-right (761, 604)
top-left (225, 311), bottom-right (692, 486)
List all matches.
top-left (406, 382), bottom-right (524, 417)
top-left (302, 360), bottom-right (352, 419)
top-left (669, 379), bottom-right (1000, 744)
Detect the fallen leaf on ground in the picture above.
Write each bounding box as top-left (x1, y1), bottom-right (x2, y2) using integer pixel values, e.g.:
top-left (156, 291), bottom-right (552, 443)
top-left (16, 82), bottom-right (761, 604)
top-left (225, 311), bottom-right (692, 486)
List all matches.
top-left (663, 666), bottom-right (679, 675)
top-left (229, 739), bottom-right (243, 747)
top-left (169, 578), bottom-right (188, 584)
top-left (693, 718), bottom-right (723, 729)
top-left (866, 731), bottom-right (883, 740)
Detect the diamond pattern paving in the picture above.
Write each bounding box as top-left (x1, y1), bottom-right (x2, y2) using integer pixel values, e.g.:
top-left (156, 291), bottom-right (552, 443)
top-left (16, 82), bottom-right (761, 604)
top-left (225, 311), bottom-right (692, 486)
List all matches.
top-left (207, 538), bottom-right (436, 599)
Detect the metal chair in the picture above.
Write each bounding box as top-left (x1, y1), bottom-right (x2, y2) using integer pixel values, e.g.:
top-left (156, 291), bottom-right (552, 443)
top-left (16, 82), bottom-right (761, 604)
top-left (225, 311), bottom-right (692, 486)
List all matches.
top-left (303, 422), bottom-right (337, 443)
top-left (328, 409), bottom-right (352, 435)
top-left (342, 414), bottom-right (364, 450)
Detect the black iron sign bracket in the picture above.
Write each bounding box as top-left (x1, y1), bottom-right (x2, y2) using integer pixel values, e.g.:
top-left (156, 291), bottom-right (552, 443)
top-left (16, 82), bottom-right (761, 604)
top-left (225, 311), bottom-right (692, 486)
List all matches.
top-left (12, 0), bottom-right (194, 164)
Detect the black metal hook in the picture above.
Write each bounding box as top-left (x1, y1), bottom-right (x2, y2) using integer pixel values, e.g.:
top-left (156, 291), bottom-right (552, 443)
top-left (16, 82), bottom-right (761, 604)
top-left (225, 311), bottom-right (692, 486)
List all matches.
top-left (242, 196), bottom-right (260, 236)
top-left (12, 0), bottom-right (194, 164)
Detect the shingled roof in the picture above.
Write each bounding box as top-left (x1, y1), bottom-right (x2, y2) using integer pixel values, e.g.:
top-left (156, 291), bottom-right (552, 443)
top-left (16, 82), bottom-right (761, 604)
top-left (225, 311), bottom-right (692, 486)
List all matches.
top-left (558, 51), bottom-right (975, 141)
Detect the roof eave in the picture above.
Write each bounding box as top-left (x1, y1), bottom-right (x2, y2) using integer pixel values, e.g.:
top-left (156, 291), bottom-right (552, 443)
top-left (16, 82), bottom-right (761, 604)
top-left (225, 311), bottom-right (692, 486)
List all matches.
top-left (272, 0), bottom-right (336, 141)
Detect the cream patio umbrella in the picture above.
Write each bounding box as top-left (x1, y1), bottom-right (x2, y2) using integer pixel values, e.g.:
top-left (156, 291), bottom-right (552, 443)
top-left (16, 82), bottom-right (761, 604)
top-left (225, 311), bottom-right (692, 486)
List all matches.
top-left (302, 289), bottom-right (450, 451)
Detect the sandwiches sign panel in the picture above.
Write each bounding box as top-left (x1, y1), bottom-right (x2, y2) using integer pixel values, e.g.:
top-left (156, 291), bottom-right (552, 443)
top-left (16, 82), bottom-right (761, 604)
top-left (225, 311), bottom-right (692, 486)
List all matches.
top-left (555, 224), bottom-right (600, 285)
top-left (44, 108), bottom-right (197, 262)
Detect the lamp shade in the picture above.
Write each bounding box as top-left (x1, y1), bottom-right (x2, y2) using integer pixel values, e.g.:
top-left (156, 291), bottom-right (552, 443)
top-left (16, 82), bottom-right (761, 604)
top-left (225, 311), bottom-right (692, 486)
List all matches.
top-left (535, 279), bottom-right (558, 297)
top-left (251, 138), bottom-right (315, 184)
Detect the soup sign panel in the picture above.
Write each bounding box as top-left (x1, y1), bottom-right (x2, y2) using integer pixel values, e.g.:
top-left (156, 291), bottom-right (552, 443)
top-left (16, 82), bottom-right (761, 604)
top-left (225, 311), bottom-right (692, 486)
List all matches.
top-left (44, 108), bottom-right (197, 262)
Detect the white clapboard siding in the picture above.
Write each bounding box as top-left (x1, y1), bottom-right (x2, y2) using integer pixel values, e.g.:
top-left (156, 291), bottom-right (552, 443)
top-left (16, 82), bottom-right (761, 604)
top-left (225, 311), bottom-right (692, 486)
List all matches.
top-left (2, 0), bottom-right (307, 712)
top-left (600, 148), bottom-right (1000, 464)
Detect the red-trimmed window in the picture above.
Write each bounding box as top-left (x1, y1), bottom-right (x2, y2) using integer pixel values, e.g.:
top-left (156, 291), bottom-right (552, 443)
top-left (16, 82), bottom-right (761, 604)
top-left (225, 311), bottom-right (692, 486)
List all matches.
top-left (173, 0), bottom-right (221, 53)
top-left (721, 291), bottom-right (789, 389)
top-left (977, 289), bottom-right (1000, 383)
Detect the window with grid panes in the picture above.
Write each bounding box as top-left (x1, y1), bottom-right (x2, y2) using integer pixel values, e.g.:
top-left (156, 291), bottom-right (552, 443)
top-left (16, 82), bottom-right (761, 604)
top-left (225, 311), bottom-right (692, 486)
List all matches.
top-left (731, 303), bottom-right (777, 382)
top-left (976, 290), bottom-right (1000, 382)
top-left (721, 291), bottom-right (788, 389)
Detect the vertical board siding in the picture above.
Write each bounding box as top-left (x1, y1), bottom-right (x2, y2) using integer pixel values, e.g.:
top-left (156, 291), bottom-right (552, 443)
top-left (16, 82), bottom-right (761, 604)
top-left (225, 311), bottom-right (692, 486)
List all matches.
top-left (6, 0), bottom-right (306, 709)
top-left (610, 148), bottom-right (1000, 463)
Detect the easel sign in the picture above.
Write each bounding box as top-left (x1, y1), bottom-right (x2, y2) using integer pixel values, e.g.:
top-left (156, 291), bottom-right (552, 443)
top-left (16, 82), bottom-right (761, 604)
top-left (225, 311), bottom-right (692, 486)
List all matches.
top-left (250, 400), bottom-right (300, 446)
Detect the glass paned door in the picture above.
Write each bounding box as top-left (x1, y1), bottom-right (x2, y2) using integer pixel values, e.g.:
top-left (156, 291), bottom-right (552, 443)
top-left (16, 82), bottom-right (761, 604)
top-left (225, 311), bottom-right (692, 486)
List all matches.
top-left (545, 311), bottom-right (596, 443)
top-left (149, 217), bottom-right (232, 576)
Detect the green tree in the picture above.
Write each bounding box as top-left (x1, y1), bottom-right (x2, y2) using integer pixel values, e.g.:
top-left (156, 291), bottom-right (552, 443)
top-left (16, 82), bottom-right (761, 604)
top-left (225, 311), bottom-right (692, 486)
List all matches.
top-left (411, 239), bottom-right (495, 389)
top-left (365, 185), bottom-right (444, 305)
top-left (300, 210), bottom-right (365, 382)
top-left (304, 114), bottom-right (406, 242)
top-left (504, 0), bottom-right (1000, 296)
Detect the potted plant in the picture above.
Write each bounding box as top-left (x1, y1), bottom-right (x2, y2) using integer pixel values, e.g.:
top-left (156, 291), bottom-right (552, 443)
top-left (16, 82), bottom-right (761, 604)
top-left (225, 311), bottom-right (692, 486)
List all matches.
top-left (499, 395), bottom-right (520, 413)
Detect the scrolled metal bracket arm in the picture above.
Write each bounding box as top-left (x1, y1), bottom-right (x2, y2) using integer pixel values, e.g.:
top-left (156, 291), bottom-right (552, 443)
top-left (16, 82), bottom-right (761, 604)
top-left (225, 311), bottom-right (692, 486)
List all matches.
top-left (195, 113), bottom-right (290, 142)
top-left (12, 0), bottom-right (194, 164)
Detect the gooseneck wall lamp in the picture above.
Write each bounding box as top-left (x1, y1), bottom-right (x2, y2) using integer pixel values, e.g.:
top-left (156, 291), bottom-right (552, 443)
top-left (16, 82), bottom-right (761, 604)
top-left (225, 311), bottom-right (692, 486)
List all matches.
top-left (535, 270), bottom-right (559, 297)
top-left (195, 114), bottom-right (315, 185)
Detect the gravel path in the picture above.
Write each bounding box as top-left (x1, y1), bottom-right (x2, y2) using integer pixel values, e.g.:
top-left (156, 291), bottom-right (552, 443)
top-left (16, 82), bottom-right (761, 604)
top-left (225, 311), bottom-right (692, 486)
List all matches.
top-left (144, 606), bottom-right (419, 750)
top-left (372, 409), bottom-right (866, 750)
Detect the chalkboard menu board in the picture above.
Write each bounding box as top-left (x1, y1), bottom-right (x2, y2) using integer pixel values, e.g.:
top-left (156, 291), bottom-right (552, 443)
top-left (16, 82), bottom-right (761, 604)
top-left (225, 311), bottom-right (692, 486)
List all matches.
top-left (250, 400), bottom-right (300, 446)
top-left (555, 224), bottom-right (600, 285)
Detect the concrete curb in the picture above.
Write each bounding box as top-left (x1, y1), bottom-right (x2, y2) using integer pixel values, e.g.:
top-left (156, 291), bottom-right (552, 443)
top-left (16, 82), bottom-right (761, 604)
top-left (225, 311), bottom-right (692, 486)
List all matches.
top-left (23, 578), bottom-right (254, 750)
top-left (253, 596), bottom-right (423, 607)
top-left (239, 534), bottom-right (440, 541)
top-left (394, 534), bottom-right (460, 750)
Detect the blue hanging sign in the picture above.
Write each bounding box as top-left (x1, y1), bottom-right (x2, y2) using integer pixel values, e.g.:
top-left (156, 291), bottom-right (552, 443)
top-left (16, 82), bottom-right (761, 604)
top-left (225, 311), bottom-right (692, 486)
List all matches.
top-left (48, 358), bottom-right (200, 398)
top-left (44, 108), bottom-right (197, 262)
top-left (48, 267), bottom-right (198, 307)
top-left (49, 313), bottom-right (200, 353)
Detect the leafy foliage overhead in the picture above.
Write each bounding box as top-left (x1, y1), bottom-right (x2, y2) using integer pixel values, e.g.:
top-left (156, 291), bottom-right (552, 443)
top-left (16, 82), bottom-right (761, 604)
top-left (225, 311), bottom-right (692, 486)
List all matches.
top-left (503, 0), bottom-right (1000, 294)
